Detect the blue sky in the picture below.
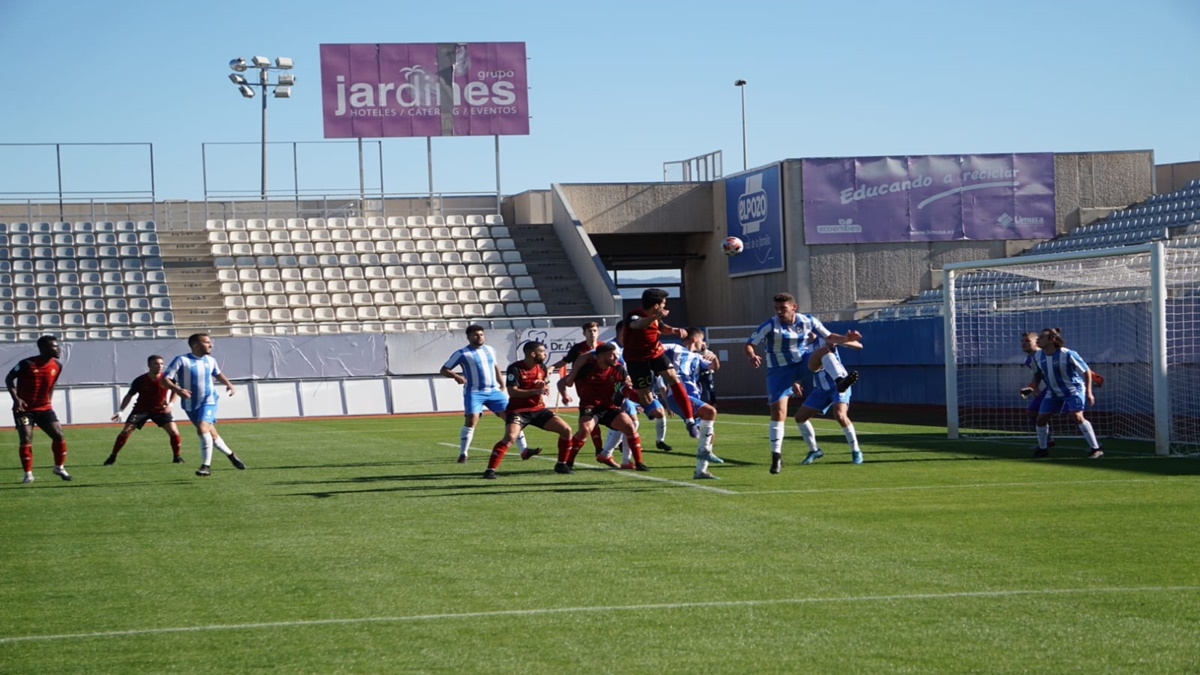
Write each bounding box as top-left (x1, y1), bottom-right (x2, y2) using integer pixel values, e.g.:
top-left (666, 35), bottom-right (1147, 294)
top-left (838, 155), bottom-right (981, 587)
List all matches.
top-left (1, 0), bottom-right (1198, 202)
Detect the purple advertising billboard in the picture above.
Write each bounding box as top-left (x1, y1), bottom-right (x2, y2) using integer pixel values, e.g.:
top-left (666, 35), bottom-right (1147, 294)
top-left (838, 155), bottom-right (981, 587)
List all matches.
top-left (802, 153), bottom-right (1055, 243)
top-left (320, 42), bottom-right (529, 138)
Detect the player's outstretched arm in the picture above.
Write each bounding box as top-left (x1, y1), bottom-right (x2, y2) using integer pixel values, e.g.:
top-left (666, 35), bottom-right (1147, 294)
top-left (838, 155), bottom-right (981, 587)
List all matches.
top-left (112, 386), bottom-right (137, 421)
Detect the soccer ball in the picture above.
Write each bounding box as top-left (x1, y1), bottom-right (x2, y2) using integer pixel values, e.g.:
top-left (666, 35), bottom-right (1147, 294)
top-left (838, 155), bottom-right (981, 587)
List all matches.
top-left (722, 236), bottom-right (744, 256)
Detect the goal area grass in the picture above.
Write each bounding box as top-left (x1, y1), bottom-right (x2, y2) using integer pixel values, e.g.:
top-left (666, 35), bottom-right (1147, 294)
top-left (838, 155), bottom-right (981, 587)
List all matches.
top-left (3, 412), bottom-right (1198, 672)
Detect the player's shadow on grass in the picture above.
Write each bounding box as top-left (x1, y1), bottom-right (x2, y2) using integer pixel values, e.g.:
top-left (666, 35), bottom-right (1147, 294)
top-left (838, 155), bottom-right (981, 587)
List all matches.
top-left (825, 433), bottom-right (1200, 476)
top-left (276, 476), bottom-right (663, 499)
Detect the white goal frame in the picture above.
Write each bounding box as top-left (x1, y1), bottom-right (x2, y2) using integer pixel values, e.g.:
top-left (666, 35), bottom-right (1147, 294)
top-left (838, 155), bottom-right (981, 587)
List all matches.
top-left (943, 242), bottom-right (1173, 455)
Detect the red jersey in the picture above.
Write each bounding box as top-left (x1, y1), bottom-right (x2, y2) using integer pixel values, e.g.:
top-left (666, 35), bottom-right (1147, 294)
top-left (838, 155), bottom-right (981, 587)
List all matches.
top-left (573, 359), bottom-right (629, 408)
top-left (504, 360), bottom-right (548, 413)
top-left (129, 373), bottom-right (171, 414)
top-left (564, 340), bottom-right (602, 367)
top-left (11, 356), bottom-right (61, 412)
top-left (622, 309), bottom-right (665, 361)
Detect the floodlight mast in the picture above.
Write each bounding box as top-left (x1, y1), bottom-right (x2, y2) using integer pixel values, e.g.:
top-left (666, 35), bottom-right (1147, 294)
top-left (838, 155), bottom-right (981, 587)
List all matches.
top-left (228, 56), bottom-right (295, 199)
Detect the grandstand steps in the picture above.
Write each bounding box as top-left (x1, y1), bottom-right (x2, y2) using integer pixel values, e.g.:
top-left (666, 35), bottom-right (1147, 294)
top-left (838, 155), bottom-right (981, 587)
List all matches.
top-left (504, 223), bottom-right (597, 316)
top-left (156, 230), bottom-right (224, 329)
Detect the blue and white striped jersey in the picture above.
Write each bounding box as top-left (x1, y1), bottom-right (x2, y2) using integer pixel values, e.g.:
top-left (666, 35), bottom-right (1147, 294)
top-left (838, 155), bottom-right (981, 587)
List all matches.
top-left (1031, 347), bottom-right (1090, 397)
top-left (442, 344), bottom-right (502, 392)
top-left (747, 314), bottom-right (830, 369)
top-left (163, 353), bottom-right (223, 412)
top-left (663, 343), bottom-right (709, 398)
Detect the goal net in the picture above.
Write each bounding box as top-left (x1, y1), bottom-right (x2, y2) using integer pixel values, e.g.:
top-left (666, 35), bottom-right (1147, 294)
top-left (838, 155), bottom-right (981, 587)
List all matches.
top-left (944, 242), bottom-right (1200, 455)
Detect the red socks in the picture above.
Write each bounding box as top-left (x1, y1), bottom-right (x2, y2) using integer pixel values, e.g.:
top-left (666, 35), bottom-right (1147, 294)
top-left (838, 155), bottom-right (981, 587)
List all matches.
top-left (51, 439), bottom-right (66, 466)
top-left (111, 432), bottom-right (130, 456)
top-left (488, 442), bottom-right (509, 470)
top-left (169, 433), bottom-right (182, 456)
top-left (627, 433), bottom-right (644, 464)
top-left (589, 425), bottom-right (603, 451)
top-left (19, 444), bottom-right (32, 472)
top-left (669, 380), bottom-right (693, 418)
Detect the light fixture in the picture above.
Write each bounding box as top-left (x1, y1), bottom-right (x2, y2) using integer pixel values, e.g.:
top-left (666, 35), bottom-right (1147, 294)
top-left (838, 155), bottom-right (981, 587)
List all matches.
top-left (734, 79), bottom-right (748, 171)
top-left (227, 55), bottom-right (296, 199)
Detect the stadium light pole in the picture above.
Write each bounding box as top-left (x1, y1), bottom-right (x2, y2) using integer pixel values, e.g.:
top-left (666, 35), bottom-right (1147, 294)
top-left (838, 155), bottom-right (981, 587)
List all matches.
top-left (734, 79), bottom-right (748, 171)
top-left (229, 56), bottom-right (295, 200)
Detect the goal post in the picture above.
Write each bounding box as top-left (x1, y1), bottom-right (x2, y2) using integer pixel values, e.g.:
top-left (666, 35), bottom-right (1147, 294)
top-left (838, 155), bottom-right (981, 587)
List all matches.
top-left (943, 241), bottom-right (1199, 456)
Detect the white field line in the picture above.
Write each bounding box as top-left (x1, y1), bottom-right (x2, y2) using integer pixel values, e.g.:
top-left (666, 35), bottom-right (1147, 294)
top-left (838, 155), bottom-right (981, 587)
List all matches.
top-left (437, 443), bottom-right (735, 494)
top-left (736, 477), bottom-right (1185, 496)
top-left (3, 585), bottom-right (1197, 645)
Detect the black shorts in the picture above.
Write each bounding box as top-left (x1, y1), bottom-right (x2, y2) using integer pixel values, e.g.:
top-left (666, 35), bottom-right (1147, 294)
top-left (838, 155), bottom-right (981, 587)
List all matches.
top-left (626, 353), bottom-right (673, 390)
top-left (14, 409), bottom-right (58, 430)
top-left (506, 408), bottom-right (558, 430)
top-left (127, 411), bottom-right (175, 430)
top-left (579, 405), bottom-right (625, 429)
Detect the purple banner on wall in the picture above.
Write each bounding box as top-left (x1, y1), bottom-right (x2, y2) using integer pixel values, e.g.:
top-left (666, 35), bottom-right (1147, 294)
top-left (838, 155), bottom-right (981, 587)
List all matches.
top-left (801, 153), bottom-right (1055, 243)
top-left (320, 42), bottom-right (529, 138)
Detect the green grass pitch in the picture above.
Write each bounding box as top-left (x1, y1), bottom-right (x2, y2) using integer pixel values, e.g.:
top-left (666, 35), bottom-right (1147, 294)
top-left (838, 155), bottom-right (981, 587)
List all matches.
top-left (2, 412), bottom-right (1199, 672)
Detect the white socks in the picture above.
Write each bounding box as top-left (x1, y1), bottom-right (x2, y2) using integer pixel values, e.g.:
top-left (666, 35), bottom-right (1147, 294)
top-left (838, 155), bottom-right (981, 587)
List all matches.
top-left (515, 432), bottom-right (528, 452)
top-left (1036, 425), bottom-right (1050, 449)
top-left (213, 434), bottom-right (234, 457)
top-left (1078, 420), bottom-right (1100, 449)
top-left (798, 420), bottom-right (819, 452)
top-left (697, 419), bottom-right (715, 456)
top-left (822, 351), bottom-right (848, 379)
top-left (655, 416), bottom-right (667, 443)
top-left (769, 420), bottom-right (786, 455)
top-left (602, 429), bottom-right (623, 456)
top-left (842, 423), bottom-right (860, 453)
top-left (459, 426), bottom-right (475, 456)
top-left (199, 432), bottom-right (214, 466)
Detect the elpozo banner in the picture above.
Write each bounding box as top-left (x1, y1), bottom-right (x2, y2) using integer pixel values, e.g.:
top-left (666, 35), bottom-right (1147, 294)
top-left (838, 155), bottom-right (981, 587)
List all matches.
top-left (801, 153), bottom-right (1055, 243)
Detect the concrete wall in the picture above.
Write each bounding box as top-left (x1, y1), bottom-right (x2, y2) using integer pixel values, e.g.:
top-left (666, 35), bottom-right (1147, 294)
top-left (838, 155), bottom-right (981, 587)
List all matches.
top-left (557, 182), bottom-right (714, 234)
top-left (1156, 160), bottom-right (1200, 193)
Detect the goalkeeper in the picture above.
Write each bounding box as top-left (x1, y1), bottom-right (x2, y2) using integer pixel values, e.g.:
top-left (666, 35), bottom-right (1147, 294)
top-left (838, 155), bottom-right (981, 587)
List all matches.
top-left (1018, 331), bottom-right (1052, 450)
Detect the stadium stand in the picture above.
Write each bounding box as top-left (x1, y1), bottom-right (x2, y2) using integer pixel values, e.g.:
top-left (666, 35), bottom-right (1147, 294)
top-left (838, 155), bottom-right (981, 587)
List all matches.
top-left (864, 179), bottom-right (1200, 322)
top-left (0, 221), bottom-right (174, 341)
top-left (199, 214), bottom-right (553, 335)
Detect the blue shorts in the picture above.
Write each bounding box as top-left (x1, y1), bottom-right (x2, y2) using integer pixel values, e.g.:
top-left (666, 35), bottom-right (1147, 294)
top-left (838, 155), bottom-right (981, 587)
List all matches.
top-left (765, 363), bottom-right (809, 405)
top-left (1039, 392), bottom-right (1086, 415)
top-left (642, 397), bottom-right (664, 419)
top-left (1026, 389), bottom-right (1048, 413)
top-left (666, 393), bottom-right (705, 418)
top-left (801, 387), bottom-right (851, 414)
top-left (464, 389), bottom-right (508, 415)
top-left (185, 404), bottom-right (218, 425)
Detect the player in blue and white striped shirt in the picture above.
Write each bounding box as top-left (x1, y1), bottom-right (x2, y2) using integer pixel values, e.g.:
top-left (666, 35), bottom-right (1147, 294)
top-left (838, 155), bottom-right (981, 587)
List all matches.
top-left (663, 328), bottom-right (723, 479)
top-left (1030, 328), bottom-right (1103, 459)
top-left (793, 333), bottom-right (864, 465)
top-left (744, 292), bottom-right (861, 474)
top-left (162, 333), bottom-right (245, 477)
top-left (440, 324), bottom-right (529, 463)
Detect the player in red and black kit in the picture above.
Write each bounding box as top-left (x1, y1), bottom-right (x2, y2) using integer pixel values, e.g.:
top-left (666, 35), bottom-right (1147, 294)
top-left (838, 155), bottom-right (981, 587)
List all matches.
top-left (104, 354), bottom-right (184, 466)
top-left (483, 341), bottom-right (574, 479)
top-left (624, 288), bottom-right (698, 438)
top-left (6, 335), bottom-right (69, 484)
top-left (549, 320), bottom-right (607, 453)
top-left (558, 342), bottom-right (649, 471)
